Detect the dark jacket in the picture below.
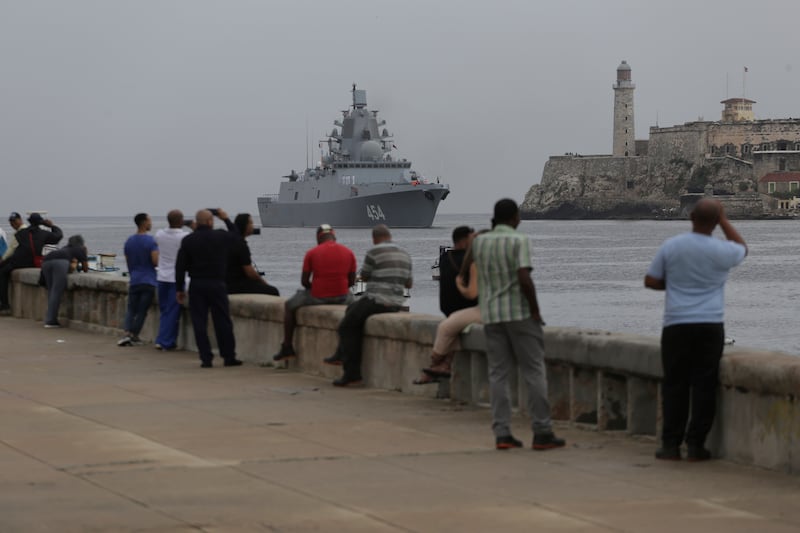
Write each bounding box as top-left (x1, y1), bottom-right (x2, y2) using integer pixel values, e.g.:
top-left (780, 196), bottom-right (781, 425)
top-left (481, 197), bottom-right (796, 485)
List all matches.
top-left (8, 225), bottom-right (63, 268)
top-left (439, 248), bottom-right (477, 316)
top-left (175, 224), bottom-right (238, 291)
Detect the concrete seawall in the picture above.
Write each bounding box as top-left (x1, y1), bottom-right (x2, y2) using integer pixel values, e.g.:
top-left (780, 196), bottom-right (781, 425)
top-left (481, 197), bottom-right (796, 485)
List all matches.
top-left (9, 269), bottom-right (800, 474)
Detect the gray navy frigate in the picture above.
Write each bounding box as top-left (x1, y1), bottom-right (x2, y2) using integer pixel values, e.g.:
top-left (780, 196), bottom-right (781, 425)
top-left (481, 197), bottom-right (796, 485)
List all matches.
top-left (257, 86), bottom-right (450, 228)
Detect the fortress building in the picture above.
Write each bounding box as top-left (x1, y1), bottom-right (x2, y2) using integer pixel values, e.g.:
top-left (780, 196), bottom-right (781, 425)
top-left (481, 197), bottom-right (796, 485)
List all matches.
top-left (521, 61), bottom-right (800, 219)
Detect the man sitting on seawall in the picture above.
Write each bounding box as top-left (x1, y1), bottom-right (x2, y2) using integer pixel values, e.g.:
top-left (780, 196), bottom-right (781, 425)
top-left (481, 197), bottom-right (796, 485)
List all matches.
top-left (226, 213), bottom-right (280, 297)
top-left (413, 225), bottom-right (479, 385)
top-left (325, 224), bottom-right (413, 387)
top-left (272, 223), bottom-right (357, 361)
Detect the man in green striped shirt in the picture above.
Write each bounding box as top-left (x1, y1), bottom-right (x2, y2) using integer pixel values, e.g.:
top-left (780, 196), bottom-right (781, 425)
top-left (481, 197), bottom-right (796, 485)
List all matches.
top-left (328, 224), bottom-right (413, 387)
top-left (472, 199), bottom-right (565, 451)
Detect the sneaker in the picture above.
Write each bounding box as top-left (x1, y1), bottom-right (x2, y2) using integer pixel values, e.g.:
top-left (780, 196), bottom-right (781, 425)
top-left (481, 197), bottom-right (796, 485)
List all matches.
top-left (532, 432), bottom-right (566, 451)
top-left (117, 336), bottom-right (133, 347)
top-left (130, 336), bottom-right (144, 346)
top-left (272, 344), bottom-right (296, 361)
top-left (223, 359), bottom-right (244, 367)
top-left (495, 435), bottom-right (523, 450)
top-left (323, 354), bottom-right (344, 366)
top-left (200, 361), bottom-right (213, 368)
top-left (655, 446), bottom-right (682, 460)
top-left (154, 343), bottom-right (163, 350)
top-left (687, 446), bottom-right (711, 462)
top-left (0, 306), bottom-right (11, 316)
top-left (43, 322), bottom-right (61, 328)
top-left (332, 375), bottom-right (363, 387)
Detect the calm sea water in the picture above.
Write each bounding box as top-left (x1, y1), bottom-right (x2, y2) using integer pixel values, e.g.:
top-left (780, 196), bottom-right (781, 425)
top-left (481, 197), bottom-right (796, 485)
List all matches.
top-left (49, 213), bottom-right (799, 356)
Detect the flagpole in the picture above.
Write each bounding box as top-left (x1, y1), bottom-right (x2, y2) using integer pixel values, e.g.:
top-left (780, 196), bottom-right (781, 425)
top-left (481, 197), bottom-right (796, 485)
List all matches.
top-left (743, 67), bottom-right (747, 99)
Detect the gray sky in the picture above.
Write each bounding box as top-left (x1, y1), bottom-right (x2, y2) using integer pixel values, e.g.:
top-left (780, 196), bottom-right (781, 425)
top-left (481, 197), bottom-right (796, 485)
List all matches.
top-left (2, 0), bottom-right (798, 218)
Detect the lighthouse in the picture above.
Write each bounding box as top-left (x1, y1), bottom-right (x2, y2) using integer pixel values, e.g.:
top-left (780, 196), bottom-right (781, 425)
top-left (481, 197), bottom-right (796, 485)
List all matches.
top-left (613, 60), bottom-right (635, 157)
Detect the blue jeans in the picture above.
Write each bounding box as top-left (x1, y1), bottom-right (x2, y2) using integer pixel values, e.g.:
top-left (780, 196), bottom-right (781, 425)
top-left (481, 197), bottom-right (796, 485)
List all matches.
top-left (124, 284), bottom-right (155, 336)
top-left (155, 281), bottom-right (181, 349)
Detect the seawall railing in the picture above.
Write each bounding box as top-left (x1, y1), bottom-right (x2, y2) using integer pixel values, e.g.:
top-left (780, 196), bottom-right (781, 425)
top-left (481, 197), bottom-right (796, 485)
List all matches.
top-left (9, 269), bottom-right (799, 474)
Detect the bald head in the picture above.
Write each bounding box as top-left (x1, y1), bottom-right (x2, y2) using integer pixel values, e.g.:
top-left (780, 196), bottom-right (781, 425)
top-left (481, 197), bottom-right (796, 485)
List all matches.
top-left (372, 224), bottom-right (392, 244)
top-left (195, 209), bottom-right (214, 228)
top-left (690, 199), bottom-right (721, 234)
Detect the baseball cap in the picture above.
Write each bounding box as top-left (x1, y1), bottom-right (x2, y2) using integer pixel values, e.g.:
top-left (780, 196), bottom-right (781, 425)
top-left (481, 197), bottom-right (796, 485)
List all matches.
top-left (316, 223), bottom-right (334, 235)
top-left (8, 212), bottom-right (21, 222)
top-left (28, 213), bottom-right (44, 225)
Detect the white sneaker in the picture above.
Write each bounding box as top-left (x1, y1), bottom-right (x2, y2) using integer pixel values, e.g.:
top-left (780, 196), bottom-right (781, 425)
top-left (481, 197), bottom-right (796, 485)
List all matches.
top-left (117, 336), bottom-right (133, 347)
top-left (43, 322), bottom-right (61, 328)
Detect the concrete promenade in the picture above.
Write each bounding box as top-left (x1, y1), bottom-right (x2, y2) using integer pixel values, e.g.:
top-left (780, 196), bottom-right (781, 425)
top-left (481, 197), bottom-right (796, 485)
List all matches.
top-left (2, 318), bottom-right (799, 532)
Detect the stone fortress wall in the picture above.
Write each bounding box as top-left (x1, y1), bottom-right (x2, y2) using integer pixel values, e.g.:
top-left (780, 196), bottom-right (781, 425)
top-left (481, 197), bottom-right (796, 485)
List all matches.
top-left (521, 61), bottom-right (800, 219)
top-left (8, 269), bottom-right (800, 475)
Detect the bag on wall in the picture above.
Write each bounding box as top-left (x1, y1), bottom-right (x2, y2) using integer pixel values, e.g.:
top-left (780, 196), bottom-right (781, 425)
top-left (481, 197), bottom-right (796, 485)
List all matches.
top-left (29, 233), bottom-right (44, 268)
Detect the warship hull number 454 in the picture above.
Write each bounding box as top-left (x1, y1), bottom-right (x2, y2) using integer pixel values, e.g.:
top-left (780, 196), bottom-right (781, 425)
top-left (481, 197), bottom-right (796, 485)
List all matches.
top-left (257, 86), bottom-right (449, 228)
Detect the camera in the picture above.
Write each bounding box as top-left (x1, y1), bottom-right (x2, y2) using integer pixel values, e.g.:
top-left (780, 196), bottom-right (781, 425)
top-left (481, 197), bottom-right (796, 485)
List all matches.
top-left (251, 227), bottom-right (261, 235)
top-left (183, 220), bottom-right (194, 228)
top-left (208, 208), bottom-right (220, 216)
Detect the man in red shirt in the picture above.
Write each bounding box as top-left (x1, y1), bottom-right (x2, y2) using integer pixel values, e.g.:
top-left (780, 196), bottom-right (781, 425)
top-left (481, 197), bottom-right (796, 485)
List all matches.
top-left (273, 224), bottom-right (357, 361)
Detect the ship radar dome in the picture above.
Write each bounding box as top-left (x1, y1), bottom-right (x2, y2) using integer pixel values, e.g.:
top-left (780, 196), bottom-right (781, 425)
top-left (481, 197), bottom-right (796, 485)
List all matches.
top-left (617, 60), bottom-right (631, 71)
top-left (360, 140), bottom-right (383, 161)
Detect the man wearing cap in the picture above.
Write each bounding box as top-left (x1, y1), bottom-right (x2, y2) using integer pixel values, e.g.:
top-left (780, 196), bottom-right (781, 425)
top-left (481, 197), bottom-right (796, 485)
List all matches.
top-left (0, 213), bottom-right (63, 315)
top-left (1, 212), bottom-right (26, 262)
top-left (273, 224), bottom-right (357, 361)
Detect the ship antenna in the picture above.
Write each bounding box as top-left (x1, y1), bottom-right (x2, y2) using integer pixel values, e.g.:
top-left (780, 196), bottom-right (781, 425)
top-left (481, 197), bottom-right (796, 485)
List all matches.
top-left (305, 117), bottom-right (309, 170)
top-left (352, 83), bottom-right (357, 109)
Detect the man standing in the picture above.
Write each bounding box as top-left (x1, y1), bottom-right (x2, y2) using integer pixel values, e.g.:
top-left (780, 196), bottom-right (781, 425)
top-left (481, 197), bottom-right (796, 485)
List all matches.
top-left (327, 224), bottom-right (412, 387)
top-left (645, 199), bottom-right (747, 461)
top-left (118, 213), bottom-right (158, 346)
top-left (175, 209), bottom-right (242, 368)
top-left (153, 210), bottom-right (191, 351)
top-left (226, 213), bottom-right (279, 296)
top-left (273, 223), bottom-right (356, 361)
top-left (0, 213), bottom-right (63, 315)
top-left (1, 212), bottom-right (25, 262)
top-left (471, 199), bottom-right (564, 451)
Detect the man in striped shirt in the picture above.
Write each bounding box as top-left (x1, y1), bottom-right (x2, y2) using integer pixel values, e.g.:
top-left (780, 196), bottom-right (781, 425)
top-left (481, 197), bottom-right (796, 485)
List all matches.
top-left (327, 224), bottom-right (412, 387)
top-left (472, 199), bottom-right (565, 451)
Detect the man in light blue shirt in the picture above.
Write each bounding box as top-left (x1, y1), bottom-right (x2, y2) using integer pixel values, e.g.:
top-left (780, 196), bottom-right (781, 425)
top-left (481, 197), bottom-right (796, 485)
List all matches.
top-left (645, 199), bottom-right (747, 462)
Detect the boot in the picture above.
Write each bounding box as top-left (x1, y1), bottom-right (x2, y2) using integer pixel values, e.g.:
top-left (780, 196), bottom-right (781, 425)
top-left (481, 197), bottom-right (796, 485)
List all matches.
top-left (423, 352), bottom-right (455, 378)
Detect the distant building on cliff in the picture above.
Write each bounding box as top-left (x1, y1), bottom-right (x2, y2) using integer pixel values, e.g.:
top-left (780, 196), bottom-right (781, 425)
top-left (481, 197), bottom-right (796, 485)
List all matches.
top-left (521, 61), bottom-right (800, 219)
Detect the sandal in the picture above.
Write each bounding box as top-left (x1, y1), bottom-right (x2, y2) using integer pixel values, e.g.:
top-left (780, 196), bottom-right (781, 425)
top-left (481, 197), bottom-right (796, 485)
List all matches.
top-left (412, 375), bottom-right (439, 385)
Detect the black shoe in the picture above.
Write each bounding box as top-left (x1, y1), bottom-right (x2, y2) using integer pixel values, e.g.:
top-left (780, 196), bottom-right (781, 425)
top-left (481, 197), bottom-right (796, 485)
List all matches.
top-left (687, 446), bottom-right (711, 462)
top-left (0, 306), bottom-right (11, 316)
top-left (223, 359), bottom-right (244, 367)
top-left (272, 344), bottom-right (296, 361)
top-left (332, 375), bottom-right (362, 387)
top-left (532, 432), bottom-right (566, 451)
top-left (655, 446), bottom-right (682, 460)
top-left (323, 354), bottom-right (344, 366)
top-left (495, 435), bottom-right (523, 450)
top-left (43, 322), bottom-right (62, 328)
top-left (200, 361), bottom-right (213, 368)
